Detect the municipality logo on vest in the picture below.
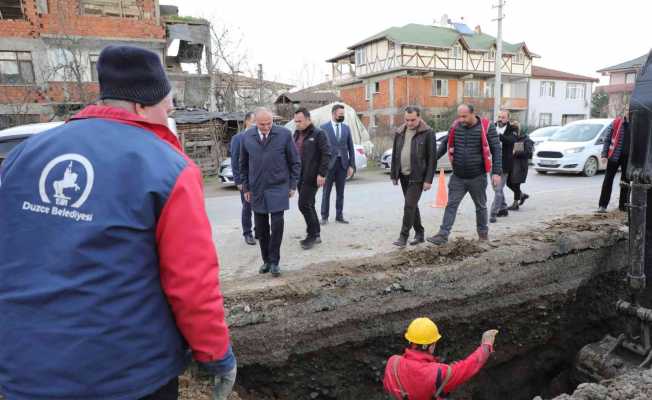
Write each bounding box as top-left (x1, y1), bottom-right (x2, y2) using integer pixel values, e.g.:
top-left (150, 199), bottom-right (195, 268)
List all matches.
top-left (22, 153), bottom-right (95, 222)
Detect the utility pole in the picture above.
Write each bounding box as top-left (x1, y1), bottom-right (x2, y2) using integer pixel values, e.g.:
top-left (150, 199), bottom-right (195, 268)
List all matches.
top-left (257, 63), bottom-right (263, 106)
top-left (492, 0), bottom-right (505, 120)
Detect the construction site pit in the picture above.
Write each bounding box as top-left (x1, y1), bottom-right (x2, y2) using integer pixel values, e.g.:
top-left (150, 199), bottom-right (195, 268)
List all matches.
top-left (178, 213), bottom-right (636, 400)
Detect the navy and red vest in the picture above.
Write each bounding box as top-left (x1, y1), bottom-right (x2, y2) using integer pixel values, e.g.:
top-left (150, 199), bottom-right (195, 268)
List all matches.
top-left (608, 117), bottom-right (624, 159)
top-left (0, 106), bottom-right (231, 400)
top-left (448, 118), bottom-right (492, 173)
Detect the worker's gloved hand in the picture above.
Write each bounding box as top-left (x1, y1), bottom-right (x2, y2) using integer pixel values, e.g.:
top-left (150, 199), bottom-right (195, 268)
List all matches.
top-left (481, 329), bottom-right (499, 347)
top-left (199, 345), bottom-right (237, 400)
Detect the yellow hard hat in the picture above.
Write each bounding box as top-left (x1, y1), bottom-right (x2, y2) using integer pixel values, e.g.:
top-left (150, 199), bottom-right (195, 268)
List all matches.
top-left (405, 317), bottom-right (442, 345)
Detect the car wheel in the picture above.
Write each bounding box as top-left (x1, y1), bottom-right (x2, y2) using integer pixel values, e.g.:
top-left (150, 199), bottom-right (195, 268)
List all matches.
top-left (582, 157), bottom-right (598, 177)
top-left (536, 170), bottom-right (548, 175)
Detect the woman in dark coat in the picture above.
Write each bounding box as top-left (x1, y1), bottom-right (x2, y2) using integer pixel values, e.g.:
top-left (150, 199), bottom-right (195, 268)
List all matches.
top-left (507, 122), bottom-right (534, 211)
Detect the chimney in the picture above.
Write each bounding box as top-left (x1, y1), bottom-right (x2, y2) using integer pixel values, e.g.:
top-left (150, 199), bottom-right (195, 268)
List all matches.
top-left (474, 25), bottom-right (482, 34)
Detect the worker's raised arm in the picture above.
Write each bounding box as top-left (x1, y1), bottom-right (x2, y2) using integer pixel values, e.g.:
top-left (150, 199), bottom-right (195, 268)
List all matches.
top-left (155, 161), bottom-right (234, 367)
top-left (442, 330), bottom-right (496, 394)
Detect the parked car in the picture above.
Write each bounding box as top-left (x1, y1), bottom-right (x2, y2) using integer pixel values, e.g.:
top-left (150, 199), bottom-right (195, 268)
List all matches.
top-left (219, 144), bottom-right (368, 185)
top-left (529, 126), bottom-right (561, 147)
top-left (380, 131), bottom-right (452, 173)
top-left (0, 122), bottom-right (64, 166)
top-left (0, 118), bottom-right (178, 167)
top-left (532, 119), bottom-right (612, 177)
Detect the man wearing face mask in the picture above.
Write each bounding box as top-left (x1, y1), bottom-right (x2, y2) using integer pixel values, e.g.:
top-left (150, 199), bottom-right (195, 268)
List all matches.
top-left (321, 104), bottom-right (356, 224)
top-left (490, 110), bottom-right (517, 223)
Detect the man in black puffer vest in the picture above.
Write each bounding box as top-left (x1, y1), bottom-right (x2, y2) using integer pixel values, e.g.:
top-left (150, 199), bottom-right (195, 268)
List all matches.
top-left (429, 104), bottom-right (502, 244)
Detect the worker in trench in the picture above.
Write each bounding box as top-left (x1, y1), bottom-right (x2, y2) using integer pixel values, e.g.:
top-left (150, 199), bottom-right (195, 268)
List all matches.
top-left (384, 317), bottom-right (498, 400)
top-left (0, 45), bottom-right (235, 400)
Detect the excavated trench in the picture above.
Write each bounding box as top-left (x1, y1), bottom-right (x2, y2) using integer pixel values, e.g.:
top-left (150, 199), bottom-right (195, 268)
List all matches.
top-left (182, 213), bottom-right (632, 400)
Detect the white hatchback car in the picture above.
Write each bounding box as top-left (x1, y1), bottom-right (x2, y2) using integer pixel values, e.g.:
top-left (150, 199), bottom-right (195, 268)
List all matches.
top-left (533, 119), bottom-right (612, 177)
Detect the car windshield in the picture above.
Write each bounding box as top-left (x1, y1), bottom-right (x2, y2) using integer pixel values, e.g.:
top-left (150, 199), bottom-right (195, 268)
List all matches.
top-left (530, 127), bottom-right (559, 139)
top-left (550, 124), bottom-right (604, 142)
top-left (0, 138), bottom-right (26, 165)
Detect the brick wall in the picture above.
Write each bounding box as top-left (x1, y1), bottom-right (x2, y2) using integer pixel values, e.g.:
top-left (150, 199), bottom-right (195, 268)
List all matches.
top-left (0, 0), bottom-right (164, 39)
top-left (340, 85), bottom-right (367, 112)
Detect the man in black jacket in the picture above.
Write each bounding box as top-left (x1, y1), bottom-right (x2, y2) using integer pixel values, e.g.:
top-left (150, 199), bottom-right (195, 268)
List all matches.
top-left (597, 112), bottom-right (630, 213)
top-left (428, 104), bottom-right (502, 245)
top-left (390, 106), bottom-right (436, 247)
top-left (490, 110), bottom-right (517, 223)
top-left (293, 108), bottom-right (331, 250)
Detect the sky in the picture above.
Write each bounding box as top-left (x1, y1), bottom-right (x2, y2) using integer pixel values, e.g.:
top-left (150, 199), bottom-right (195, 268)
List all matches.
top-left (164, 0), bottom-right (651, 89)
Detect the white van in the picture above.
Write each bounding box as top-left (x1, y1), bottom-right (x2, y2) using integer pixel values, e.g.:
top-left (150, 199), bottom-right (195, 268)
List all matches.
top-left (533, 119), bottom-right (613, 177)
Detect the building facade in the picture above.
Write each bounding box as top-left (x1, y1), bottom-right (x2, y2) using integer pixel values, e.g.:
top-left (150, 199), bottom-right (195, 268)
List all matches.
top-left (597, 54), bottom-right (646, 117)
top-left (528, 66), bottom-right (598, 127)
top-left (327, 22), bottom-right (537, 132)
top-left (0, 0), bottom-right (166, 128)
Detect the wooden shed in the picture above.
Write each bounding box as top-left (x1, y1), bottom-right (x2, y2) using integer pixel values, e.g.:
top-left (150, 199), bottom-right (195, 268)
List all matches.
top-left (172, 109), bottom-right (245, 176)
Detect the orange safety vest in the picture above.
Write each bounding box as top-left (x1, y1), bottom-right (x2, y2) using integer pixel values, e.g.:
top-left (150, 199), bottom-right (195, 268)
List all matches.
top-left (607, 117), bottom-right (624, 159)
top-left (448, 118), bottom-right (492, 173)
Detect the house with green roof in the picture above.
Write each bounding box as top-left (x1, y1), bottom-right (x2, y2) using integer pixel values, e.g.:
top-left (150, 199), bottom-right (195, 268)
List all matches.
top-left (326, 22), bottom-right (537, 129)
top-left (597, 54), bottom-right (647, 117)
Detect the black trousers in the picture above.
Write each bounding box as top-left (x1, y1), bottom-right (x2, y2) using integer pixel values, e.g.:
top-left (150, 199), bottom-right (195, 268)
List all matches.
top-left (239, 190), bottom-right (253, 237)
top-left (399, 174), bottom-right (425, 238)
top-left (254, 211), bottom-right (284, 264)
top-left (299, 181), bottom-right (320, 238)
top-left (599, 157), bottom-right (630, 210)
top-left (321, 163), bottom-right (347, 219)
top-left (139, 378), bottom-right (178, 400)
top-left (506, 177), bottom-right (521, 202)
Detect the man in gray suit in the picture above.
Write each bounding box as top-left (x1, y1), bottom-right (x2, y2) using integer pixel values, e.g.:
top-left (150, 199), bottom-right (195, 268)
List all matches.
top-left (240, 107), bottom-right (301, 277)
top-left (320, 104), bottom-right (355, 224)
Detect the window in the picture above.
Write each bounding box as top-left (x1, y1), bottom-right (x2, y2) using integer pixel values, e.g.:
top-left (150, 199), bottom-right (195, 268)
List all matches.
top-left (488, 48), bottom-right (496, 60)
top-left (81, 0), bottom-right (142, 18)
top-left (514, 51), bottom-right (524, 64)
top-left (90, 54), bottom-right (99, 81)
top-left (355, 48), bottom-right (366, 65)
top-left (538, 113), bottom-right (552, 127)
top-left (626, 72), bottom-right (637, 84)
top-left (374, 81), bottom-right (380, 93)
top-left (485, 81), bottom-right (503, 98)
top-left (511, 80), bottom-right (528, 99)
top-left (463, 80), bottom-right (481, 97)
top-left (450, 45), bottom-right (462, 59)
top-left (0, 51), bottom-right (35, 84)
top-left (539, 81), bottom-right (555, 97)
top-left (0, 1), bottom-right (24, 19)
top-left (432, 79), bottom-right (449, 97)
top-left (566, 83), bottom-right (586, 100)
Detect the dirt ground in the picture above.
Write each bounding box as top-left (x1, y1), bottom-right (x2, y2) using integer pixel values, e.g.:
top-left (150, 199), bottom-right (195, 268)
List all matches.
top-left (189, 212), bottom-right (630, 399)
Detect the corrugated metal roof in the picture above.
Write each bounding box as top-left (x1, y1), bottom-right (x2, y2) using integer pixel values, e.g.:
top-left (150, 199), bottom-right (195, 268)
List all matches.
top-left (598, 54), bottom-right (647, 73)
top-left (532, 66), bottom-right (599, 82)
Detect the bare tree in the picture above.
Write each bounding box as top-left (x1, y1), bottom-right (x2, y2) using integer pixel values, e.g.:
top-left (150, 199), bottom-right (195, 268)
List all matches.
top-left (204, 20), bottom-right (249, 112)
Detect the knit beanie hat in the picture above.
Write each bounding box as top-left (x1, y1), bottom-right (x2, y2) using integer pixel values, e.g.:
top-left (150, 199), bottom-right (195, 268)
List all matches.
top-left (97, 45), bottom-right (171, 106)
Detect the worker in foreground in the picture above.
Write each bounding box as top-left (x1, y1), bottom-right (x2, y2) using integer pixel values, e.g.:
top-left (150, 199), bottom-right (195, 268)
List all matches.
top-left (0, 45), bottom-right (235, 400)
top-left (384, 318), bottom-right (497, 400)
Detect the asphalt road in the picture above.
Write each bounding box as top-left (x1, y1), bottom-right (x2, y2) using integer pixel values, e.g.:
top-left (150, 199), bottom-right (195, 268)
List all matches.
top-left (206, 167), bottom-right (623, 285)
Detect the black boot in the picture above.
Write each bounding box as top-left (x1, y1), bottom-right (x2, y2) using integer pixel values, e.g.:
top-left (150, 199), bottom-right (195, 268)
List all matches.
top-left (410, 233), bottom-right (425, 246)
top-left (519, 193), bottom-right (530, 206)
top-left (393, 236), bottom-right (408, 247)
top-left (507, 201), bottom-right (519, 211)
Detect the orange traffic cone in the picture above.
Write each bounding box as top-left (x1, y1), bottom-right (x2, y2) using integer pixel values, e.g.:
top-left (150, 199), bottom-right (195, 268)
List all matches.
top-left (430, 168), bottom-right (448, 208)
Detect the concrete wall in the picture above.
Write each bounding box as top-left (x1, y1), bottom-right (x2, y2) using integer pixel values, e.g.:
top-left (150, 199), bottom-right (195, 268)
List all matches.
top-left (528, 78), bottom-right (592, 127)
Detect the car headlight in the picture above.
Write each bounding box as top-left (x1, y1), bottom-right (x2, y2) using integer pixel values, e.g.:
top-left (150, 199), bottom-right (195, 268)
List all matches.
top-left (565, 147), bottom-right (584, 154)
